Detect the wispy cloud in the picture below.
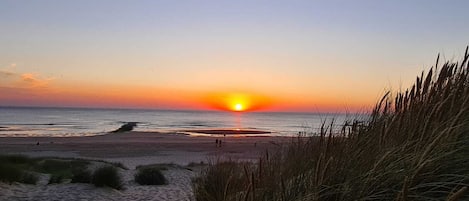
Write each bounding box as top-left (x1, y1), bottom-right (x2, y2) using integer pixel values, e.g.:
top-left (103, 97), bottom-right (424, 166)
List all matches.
top-left (0, 65), bottom-right (55, 89)
top-left (0, 69), bottom-right (15, 77)
top-left (20, 73), bottom-right (54, 88)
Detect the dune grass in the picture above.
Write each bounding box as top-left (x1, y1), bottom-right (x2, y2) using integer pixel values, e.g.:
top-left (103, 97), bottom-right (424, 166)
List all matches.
top-left (0, 155), bottom-right (39, 184)
top-left (134, 165), bottom-right (167, 185)
top-left (0, 155), bottom-right (127, 186)
top-left (71, 168), bottom-right (93, 183)
top-left (0, 155), bottom-right (91, 185)
top-left (91, 165), bottom-right (123, 190)
top-left (194, 47), bottom-right (469, 201)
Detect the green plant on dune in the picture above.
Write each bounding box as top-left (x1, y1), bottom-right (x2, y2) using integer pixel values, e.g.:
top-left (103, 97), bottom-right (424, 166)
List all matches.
top-left (194, 47), bottom-right (469, 201)
top-left (91, 165), bottom-right (123, 190)
top-left (0, 155), bottom-right (39, 184)
top-left (0, 155), bottom-right (94, 185)
top-left (20, 171), bottom-right (39, 184)
top-left (134, 166), bottom-right (168, 185)
top-left (71, 168), bottom-right (92, 183)
top-left (36, 158), bottom-right (90, 184)
top-left (48, 174), bottom-right (65, 184)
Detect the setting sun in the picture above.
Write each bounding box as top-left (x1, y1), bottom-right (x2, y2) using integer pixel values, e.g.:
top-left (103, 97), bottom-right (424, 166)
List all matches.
top-left (204, 92), bottom-right (271, 112)
top-left (234, 103), bottom-right (243, 111)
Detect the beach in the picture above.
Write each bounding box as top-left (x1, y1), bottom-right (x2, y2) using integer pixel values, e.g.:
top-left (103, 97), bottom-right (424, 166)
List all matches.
top-left (0, 132), bottom-right (292, 201)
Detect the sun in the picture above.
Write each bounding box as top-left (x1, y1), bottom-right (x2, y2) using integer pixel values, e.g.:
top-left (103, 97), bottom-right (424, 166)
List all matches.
top-left (205, 92), bottom-right (268, 112)
top-left (234, 103), bottom-right (244, 111)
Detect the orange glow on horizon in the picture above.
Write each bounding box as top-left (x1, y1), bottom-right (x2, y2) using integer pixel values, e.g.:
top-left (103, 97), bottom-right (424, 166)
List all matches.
top-left (0, 76), bottom-right (374, 112)
top-left (204, 92), bottom-right (271, 112)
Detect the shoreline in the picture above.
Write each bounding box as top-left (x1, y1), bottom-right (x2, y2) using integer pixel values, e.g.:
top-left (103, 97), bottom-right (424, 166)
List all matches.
top-left (0, 131), bottom-right (294, 166)
top-left (0, 127), bottom-right (292, 138)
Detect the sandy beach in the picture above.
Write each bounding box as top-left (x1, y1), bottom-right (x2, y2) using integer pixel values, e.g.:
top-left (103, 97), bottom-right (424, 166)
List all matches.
top-left (0, 132), bottom-right (292, 201)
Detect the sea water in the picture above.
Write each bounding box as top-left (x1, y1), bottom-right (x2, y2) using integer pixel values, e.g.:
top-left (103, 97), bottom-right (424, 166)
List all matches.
top-left (0, 107), bottom-right (364, 137)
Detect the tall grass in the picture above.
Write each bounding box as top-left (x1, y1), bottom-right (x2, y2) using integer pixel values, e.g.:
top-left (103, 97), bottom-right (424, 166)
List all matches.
top-left (194, 47), bottom-right (469, 201)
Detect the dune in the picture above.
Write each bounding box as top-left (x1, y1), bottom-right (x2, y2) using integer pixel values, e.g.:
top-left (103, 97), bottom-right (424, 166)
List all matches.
top-left (0, 132), bottom-right (292, 200)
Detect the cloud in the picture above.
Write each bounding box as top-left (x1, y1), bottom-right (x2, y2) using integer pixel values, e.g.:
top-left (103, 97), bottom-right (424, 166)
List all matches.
top-left (0, 67), bottom-right (55, 89)
top-left (19, 73), bottom-right (54, 88)
top-left (0, 69), bottom-right (16, 77)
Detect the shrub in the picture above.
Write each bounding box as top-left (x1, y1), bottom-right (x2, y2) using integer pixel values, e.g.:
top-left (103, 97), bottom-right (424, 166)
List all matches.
top-left (48, 174), bottom-right (64, 184)
top-left (0, 163), bottom-right (23, 184)
top-left (0, 155), bottom-right (38, 185)
top-left (71, 168), bottom-right (92, 183)
top-left (20, 172), bottom-right (38, 184)
top-left (0, 155), bottom-right (92, 185)
top-left (92, 166), bottom-right (123, 190)
top-left (39, 159), bottom-right (71, 173)
top-left (134, 167), bottom-right (167, 185)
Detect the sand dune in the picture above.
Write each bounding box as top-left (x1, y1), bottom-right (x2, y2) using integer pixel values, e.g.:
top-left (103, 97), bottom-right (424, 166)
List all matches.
top-left (0, 132), bottom-right (292, 200)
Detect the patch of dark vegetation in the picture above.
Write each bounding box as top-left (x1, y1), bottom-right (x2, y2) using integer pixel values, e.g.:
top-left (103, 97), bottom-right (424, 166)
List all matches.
top-left (48, 174), bottom-right (65, 184)
top-left (91, 166), bottom-right (123, 190)
top-left (71, 168), bottom-right (92, 183)
top-left (38, 159), bottom-right (72, 173)
top-left (134, 166), bottom-right (167, 185)
top-left (0, 154), bottom-right (128, 186)
top-left (20, 171), bottom-right (39, 184)
top-left (194, 160), bottom-right (250, 201)
top-left (0, 163), bottom-right (38, 184)
top-left (0, 155), bottom-right (39, 184)
top-left (35, 159), bottom-right (90, 184)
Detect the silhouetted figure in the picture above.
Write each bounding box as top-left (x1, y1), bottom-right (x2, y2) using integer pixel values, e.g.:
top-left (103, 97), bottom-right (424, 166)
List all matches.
top-left (36, 142), bottom-right (40, 145)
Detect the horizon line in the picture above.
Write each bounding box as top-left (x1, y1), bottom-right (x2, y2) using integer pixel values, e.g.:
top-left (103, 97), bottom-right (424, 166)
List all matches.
top-left (0, 105), bottom-right (363, 115)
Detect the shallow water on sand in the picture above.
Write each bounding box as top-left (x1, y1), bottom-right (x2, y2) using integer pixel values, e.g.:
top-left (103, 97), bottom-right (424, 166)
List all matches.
top-left (0, 107), bottom-right (364, 137)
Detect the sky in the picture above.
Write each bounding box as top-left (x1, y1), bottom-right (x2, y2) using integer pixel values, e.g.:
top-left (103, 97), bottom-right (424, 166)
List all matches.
top-left (1, 0), bottom-right (468, 112)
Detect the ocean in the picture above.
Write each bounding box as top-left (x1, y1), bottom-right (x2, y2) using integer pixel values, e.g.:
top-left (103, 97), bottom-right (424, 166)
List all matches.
top-left (0, 107), bottom-right (364, 137)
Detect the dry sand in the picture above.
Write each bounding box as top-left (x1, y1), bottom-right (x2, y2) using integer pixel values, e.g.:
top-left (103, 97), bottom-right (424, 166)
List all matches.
top-left (0, 132), bottom-right (293, 201)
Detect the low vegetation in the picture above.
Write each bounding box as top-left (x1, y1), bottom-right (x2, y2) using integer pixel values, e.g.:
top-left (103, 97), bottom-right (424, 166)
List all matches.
top-left (0, 155), bottom-right (124, 188)
top-left (71, 168), bottom-right (92, 183)
top-left (134, 166), bottom-right (167, 185)
top-left (194, 48), bottom-right (469, 201)
top-left (0, 155), bottom-right (39, 184)
top-left (91, 166), bottom-right (123, 190)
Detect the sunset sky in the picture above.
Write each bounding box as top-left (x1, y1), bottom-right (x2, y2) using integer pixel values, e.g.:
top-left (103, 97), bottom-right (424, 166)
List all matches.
top-left (1, 0), bottom-right (468, 112)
